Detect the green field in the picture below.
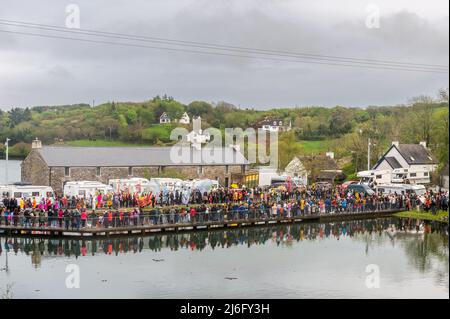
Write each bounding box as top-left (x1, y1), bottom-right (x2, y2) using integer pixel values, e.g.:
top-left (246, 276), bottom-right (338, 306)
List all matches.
top-left (65, 139), bottom-right (146, 147)
top-left (297, 140), bottom-right (330, 154)
top-left (393, 210), bottom-right (449, 223)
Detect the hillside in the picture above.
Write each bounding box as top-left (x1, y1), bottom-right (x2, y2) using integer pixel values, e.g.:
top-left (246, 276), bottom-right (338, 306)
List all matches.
top-left (0, 92), bottom-right (448, 174)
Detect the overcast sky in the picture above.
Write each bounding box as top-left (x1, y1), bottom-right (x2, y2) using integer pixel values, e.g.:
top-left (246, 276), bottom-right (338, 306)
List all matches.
top-left (0, 0), bottom-right (448, 110)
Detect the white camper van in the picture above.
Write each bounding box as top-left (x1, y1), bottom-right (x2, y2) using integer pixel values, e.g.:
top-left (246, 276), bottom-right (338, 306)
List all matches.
top-left (63, 181), bottom-right (113, 199)
top-left (109, 178), bottom-right (152, 194)
top-left (357, 170), bottom-right (392, 186)
top-left (2, 184), bottom-right (55, 203)
top-left (374, 184), bottom-right (426, 196)
top-left (391, 168), bottom-right (431, 184)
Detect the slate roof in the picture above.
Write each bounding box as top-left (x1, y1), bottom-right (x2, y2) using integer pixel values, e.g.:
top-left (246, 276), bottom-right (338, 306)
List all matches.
top-left (396, 144), bottom-right (437, 165)
top-left (384, 156), bottom-right (402, 169)
top-left (36, 146), bottom-right (248, 167)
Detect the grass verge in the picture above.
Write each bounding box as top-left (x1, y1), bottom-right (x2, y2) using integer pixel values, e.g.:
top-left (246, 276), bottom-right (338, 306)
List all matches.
top-left (393, 210), bottom-right (449, 223)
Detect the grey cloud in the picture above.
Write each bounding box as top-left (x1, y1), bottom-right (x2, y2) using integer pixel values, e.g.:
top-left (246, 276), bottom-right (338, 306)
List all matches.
top-left (0, 0), bottom-right (448, 109)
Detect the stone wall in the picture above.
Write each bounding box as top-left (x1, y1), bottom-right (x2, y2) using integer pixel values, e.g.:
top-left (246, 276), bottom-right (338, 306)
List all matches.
top-left (20, 149), bottom-right (50, 186)
top-left (21, 147), bottom-right (248, 193)
top-left (24, 162), bottom-right (246, 194)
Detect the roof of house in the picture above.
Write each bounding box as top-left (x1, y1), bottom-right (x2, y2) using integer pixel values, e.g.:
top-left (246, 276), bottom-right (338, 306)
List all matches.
top-left (159, 112), bottom-right (170, 119)
top-left (396, 144), bottom-right (437, 165)
top-left (374, 143), bottom-right (438, 169)
top-left (297, 155), bottom-right (338, 171)
top-left (36, 146), bottom-right (248, 167)
top-left (253, 116), bottom-right (285, 127)
top-left (384, 156), bottom-right (402, 169)
top-left (316, 170), bottom-right (346, 181)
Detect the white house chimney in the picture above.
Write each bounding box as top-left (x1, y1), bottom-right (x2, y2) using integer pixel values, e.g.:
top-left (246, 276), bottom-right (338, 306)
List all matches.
top-left (31, 138), bottom-right (42, 149)
top-left (392, 141), bottom-right (399, 147)
top-left (419, 141), bottom-right (427, 149)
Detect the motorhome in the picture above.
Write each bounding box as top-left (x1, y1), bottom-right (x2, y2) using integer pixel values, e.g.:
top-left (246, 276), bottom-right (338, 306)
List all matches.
top-left (109, 178), bottom-right (152, 194)
top-left (149, 178), bottom-right (184, 191)
top-left (374, 184), bottom-right (426, 196)
top-left (391, 167), bottom-right (431, 184)
top-left (1, 184), bottom-right (55, 202)
top-left (357, 170), bottom-right (392, 186)
top-left (63, 181), bottom-right (113, 199)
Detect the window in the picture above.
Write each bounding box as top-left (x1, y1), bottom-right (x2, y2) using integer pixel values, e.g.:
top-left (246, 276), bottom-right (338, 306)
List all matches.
top-left (410, 173), bottom-right (417, 177)
top-left (96, 167), bottom-right (101, 176)
top-left (225, 165), bottom-right (229, 174)
top-left (64, 167), bottom-right (70, 176)
top-left (424, 172), bottom-right (429, 176)
top-left (32, 192), bottom-right (40, 197)
top-left (376, 175), bottom-right (382, 179)
top-left (241, 165), bottom-right (246, 174)
top-left (197, 166), bottom-right (203, 175)
top-left (128, 167), bottom-right (133, 176)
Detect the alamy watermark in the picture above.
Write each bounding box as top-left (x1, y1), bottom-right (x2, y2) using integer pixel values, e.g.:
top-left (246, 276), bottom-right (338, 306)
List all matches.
top-left (169, 117), bottom-right (279, 167)
top-left (365, 4), bottom-right (380, 29)
top-left (65, 4), bottom-right (80, 29)
top-left (65, 264), bottom-right (80, 289)
top-left (365, 264), bottom-right (380, 288)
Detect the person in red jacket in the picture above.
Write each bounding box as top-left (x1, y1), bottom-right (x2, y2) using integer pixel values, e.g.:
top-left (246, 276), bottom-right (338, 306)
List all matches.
top-left (190, 207), bottom-right (196, 223)
top-left (81, 210), bottom-right (87, 228)
top-left (58, 209), bottom-right (64, 228)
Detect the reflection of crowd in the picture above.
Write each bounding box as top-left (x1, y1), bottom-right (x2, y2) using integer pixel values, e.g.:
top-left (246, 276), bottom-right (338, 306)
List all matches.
top-left (1, 218), bottom-right (447, 260)
top-left (1, 185), bottom-right (448, 229)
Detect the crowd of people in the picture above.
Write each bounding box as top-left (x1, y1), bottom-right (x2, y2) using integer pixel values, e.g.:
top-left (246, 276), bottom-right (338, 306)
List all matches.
top-left (1, 183), bottom-right (448, 230)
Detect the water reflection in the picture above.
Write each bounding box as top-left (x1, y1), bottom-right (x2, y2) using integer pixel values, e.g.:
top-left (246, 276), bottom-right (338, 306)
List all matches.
top-left (1, 218), bottom-right (447, 272)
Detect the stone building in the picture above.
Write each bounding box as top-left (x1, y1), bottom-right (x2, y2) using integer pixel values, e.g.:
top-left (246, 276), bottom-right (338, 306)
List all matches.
top-left (21, 139), bottom-right (248, 194)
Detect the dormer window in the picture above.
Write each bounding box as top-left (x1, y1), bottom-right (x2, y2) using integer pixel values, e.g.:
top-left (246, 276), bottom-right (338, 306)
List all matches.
top-left (427, 156), bottom-right (432, 161)
top-left (410, 156), bottom-right (415, 161)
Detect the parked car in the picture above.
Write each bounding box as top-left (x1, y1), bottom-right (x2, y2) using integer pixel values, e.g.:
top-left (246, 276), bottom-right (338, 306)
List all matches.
top-left (346, 183), bottom-right (375, 196)
top-left (341, 180), bottom-right (359, 190)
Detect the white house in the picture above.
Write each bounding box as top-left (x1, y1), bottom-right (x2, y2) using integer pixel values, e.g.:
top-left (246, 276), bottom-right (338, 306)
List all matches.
top-left (159, 112), bottom-right (171, 124)
top-left (258, 117), bottom-right (291, 132)
top-left (284, 157), bottom-right (308, 185)
top-left (179, 112), bottom-right (190, 124)
top-left (372, 141), bottom-right (438, 184)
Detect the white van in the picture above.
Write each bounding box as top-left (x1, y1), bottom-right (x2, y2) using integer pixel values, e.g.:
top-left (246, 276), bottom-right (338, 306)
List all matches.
top-left (391, 168), bottom-right (431, 184)
top-left (109, 178), bottom-right (152, 194)
top-left (64, 181), bottom-right (113, 199)
top-left (374, 184), bottom-right (426, 196)
top-left (7, 185), bottom-right (55, 203)
top-left (357, 170), bottom-right (392, 186)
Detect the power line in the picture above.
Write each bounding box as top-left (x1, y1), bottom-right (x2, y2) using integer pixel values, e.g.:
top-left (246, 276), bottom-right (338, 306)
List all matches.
top-left (0, 27), bottom-right (447, 74)
top-left (1, 18), bottom-right (447, 70)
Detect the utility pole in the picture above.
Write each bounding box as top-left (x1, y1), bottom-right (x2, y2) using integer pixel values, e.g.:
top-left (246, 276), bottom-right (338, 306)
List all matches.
top-left (5, 138), bottom-right (10, 184)
top-left (367, 137), bottom-right (371, 170)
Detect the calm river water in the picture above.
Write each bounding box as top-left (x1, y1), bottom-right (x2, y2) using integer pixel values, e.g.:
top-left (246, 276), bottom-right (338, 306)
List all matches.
top-left (0, 217), bottom-right (448, 299)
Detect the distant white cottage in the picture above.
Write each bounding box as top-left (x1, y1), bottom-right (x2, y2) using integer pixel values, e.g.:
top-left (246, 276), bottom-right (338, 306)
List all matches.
top-left (179, 112), bottom-right (190, 124)
top-left (159, 112), bottom-right (171, 124)
top-left (284, 156), bottom-right (308, 185)
top-left (257, 117), bottom-right (292, 132)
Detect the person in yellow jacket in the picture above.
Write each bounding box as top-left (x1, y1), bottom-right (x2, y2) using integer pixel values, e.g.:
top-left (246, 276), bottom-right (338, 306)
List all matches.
top-left (20, 198), bottom-right (25, 209)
